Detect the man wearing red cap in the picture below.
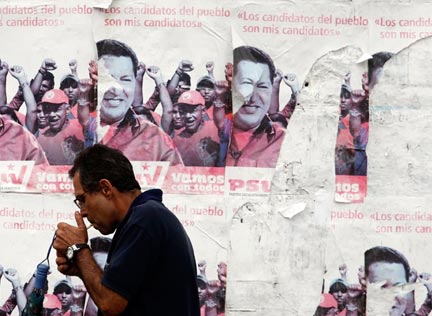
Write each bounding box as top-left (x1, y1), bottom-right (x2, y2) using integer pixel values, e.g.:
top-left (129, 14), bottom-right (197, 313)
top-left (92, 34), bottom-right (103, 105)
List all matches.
top-left (36, 89), bottom-right (84, 165)
top-left (172, 90), bottom-right (220, 166)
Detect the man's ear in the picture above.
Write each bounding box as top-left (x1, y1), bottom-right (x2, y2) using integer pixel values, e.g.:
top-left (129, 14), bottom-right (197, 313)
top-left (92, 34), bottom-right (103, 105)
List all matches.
top-left (99, 179), bottom-right (113, 197)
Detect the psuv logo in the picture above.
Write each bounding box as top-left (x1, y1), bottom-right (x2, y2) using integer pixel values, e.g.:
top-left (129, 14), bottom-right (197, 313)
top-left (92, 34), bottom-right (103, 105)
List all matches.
top-left (131, 161), bottom-right (169, 189)
top-left (0, 161), bottom-right (34, 192)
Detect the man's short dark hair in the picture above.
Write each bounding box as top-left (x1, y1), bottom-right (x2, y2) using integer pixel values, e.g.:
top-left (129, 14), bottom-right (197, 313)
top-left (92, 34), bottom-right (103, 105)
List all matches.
top-left (68, 144), bottom-right (140, 193)
top-left (365, 246), bottom-right (410, 281)
top-left (233, 46), bottom-right (276, 84)
top-left (96, 39), bottom-right (139, 76)
top-left (329, 280), bottom-right (348, 294)
top-left (179, 73), bottom-right (191, 86)
top-left (90, 237), bottom-right (112, 253)
top-left (43, 72), bottom-right (55, 89)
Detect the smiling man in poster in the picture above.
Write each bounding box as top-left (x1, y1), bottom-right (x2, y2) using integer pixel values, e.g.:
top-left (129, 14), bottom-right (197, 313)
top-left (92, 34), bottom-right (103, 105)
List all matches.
top-left (226, 45), bottom-right (286, 168)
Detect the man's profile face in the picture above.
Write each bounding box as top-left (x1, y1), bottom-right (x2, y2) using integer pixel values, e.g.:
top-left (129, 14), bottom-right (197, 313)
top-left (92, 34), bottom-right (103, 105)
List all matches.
top-left (42, 103), bottom-right (68, 133)
top-left (39, 80), bottom-right (53, 98)
top-left (172, 105), bottom-right (184, 130)
top-left (36, 103), bottom-right (48, 129)
top-left (367, 261), bottom-right (407, 286)
top-left (179, 104), bottom-right (203, 133)
top-left (99, 55), bottom-right (136, 125)
top-left (233, 60), bottom-right (272, 131)
top-left (72, 172), bottom-right (117, 235)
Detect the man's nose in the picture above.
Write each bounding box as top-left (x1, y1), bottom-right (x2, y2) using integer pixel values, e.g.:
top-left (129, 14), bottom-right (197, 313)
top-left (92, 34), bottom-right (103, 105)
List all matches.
top-left (79, 207), bottom-right (88, 218)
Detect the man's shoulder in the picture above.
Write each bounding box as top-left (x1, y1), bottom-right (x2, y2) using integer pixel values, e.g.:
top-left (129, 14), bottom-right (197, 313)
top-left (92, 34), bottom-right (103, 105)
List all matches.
top-left (1, 117), bottom-right (38, 141)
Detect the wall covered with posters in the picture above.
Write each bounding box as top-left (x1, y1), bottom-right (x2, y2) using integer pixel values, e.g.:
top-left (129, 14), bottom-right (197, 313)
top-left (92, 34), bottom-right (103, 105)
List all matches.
top-left (1, 0), bottom-right (432, 315)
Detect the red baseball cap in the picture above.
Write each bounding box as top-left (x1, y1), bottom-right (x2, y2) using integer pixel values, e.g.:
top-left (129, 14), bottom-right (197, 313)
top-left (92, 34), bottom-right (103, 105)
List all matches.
top-left (41, 89), bottom-right (69, 104)
top-left (319, 293), bottom-right (338, 308)
top-left (43, 294), bottom-right (62, 309)
top-left (175, 90), bottom-right (205, 107)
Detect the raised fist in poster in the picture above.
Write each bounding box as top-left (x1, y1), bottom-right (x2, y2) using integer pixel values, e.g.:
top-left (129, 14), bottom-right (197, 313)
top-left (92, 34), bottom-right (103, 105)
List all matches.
top-left (273, 69), bottom-right (283, 85)
top-left (344, 71), bottom-right (351, 85)
top-left (146, 66), bottom-right (163, 86)
top-left (224, 62), bottom-right (233, 84)
top-left (198, 260), bottom-right (207, 278)
top-left (4, 268), bottom-right (22, 288)
top-left (214, 80), bottom-right (229, 100)
top-left (0, 60), bottom-right (8, 79)
top-left (339, 263), bottom-right (348, 280)
top-left (9, 65), bottom-right (28, 85)
top-left (88, 60), bottom-right (98, 84)
top-left (136, 62), bottom-right (146, 82)
top-left (283, 73), bottom-right (301, 95)
top-left (206, 61), bottom-right (214, 78)
top-left (178, 60), bottom-right (194, 73)
top-left (350, 89), bottom-right (366, 106)
top-left (40, 58), bottom-right (57, 73)
top-left (77, 79), bottom-right (93, 101)
top-left (69, 59), bottom-right (78, 76)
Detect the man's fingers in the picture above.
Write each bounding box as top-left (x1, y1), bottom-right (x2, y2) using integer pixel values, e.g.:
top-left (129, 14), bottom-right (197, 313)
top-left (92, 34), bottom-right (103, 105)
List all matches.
top-left (75, 211), bottom-right (86, 229)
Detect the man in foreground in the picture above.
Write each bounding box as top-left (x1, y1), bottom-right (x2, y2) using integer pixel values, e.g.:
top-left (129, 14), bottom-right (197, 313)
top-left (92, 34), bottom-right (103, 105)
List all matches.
top-left (53, 144), bottom-right (199, 316)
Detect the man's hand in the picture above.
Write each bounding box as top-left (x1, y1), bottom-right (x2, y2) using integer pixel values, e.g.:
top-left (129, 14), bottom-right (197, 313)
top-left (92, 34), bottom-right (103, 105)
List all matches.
top-left (4, 268), bottom-right (21, 288)
top-left (40, 58), bottom-right (57, 73)
top-left (339, 263), bottom-right (348, 279)
top-left (9, 65), bottom-right (28, 85)
top-left (214, 80), bottom-right (229, 99)
top-left (76, 79), bottom-right (94, 106)
top-left (0, 61), bottom-right (9, 81)
top-left (419, 272), bottom-right (432, 293)
top-left (146, 66), bottom-right (163, 86)
top-left (72, 284), bottom-right (87, 300)
top-left (206, 61), bottom-right (214, 74)
top-left (78, 79), bottom-right (93, 97)
top-left (56, 255), bottom-right (81, 276)
top-left (224, 63), bottom-right (233, 84)
top-left (351, 89), bottom-right (366, 105)
top-left (136, 62), bottom-right (146, 82)
top-left (198, 260), bottom-right (207, 275)
top-left (274, 69), bottom-right (283, 85)
top-left (178, 60), bottom-right (194, 73)
top-left (69, 59), bottom-right (78, 74)
top-left (88, 60), bottom-right (98, 84)
top-left (344, 71), bottom-right (351, 85)
top-left (53, 212), bottom-right (88, 263)
top-left (283, 73), bottom-right (300, 94)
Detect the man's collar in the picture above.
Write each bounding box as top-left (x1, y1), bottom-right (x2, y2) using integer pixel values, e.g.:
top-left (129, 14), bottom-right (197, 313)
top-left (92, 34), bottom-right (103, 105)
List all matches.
top-left (130, 189), bottom-right (163, 209)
